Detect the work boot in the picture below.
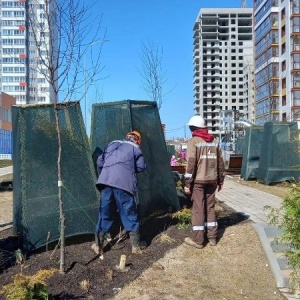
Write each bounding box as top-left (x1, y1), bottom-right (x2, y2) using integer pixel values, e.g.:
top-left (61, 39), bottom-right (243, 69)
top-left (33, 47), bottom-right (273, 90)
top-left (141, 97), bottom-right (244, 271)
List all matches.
top-left (104, 232), bottom-right (112, 242)
top-left (208, 238), bottom-right (217, 246)
top-left (91, 232), bottom-right (104, 255)
top-left (129, 231), bottom-right (147, 254)
top-left (184, 237), bottom-right (204, 249)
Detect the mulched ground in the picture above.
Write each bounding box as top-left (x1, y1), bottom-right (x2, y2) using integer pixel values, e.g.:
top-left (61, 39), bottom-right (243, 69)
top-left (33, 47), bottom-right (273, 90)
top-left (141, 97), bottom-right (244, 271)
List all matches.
top-left (0, 199), bottom-right (249, 300)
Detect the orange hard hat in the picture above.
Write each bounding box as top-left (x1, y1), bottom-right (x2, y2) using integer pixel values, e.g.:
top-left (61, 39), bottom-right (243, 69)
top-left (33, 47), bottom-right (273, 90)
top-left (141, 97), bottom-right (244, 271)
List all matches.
top-left (126, 131), bottom-right (142, 145)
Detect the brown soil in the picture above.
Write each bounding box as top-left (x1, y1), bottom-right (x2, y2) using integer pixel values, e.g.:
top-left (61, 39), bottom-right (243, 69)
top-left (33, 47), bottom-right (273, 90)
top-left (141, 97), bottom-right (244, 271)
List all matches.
top-left (0, 185), bottom-right (287, 300)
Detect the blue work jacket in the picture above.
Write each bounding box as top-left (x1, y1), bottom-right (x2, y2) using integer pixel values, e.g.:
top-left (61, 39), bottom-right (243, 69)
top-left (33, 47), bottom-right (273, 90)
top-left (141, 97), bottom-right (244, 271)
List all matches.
top-left (96, 139), bottom-right (146, 195)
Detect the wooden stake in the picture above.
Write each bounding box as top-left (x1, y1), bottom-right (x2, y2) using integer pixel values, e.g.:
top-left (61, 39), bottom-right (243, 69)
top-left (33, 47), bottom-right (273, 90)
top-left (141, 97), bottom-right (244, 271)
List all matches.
top-left (119, 254), bottom-right (126, 270)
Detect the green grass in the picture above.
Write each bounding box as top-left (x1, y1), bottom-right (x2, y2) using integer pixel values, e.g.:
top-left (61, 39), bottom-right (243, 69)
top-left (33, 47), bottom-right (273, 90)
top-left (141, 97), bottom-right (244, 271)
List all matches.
top-left (0, 160), bottom-right (12, 168)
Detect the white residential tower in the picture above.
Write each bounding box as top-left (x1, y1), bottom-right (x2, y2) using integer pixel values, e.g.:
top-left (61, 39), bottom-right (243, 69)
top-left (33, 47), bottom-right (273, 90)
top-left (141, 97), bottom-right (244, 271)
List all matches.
top-left (0, 0), bottom-right (55, 104)
top-left (193, 8), bottom-right (254, 137)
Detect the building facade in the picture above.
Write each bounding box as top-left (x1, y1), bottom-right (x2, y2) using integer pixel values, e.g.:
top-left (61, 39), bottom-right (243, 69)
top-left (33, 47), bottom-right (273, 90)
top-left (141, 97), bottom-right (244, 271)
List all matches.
top-left (254, 0), bottom-right (300, 124)
top-left (0, 92), bottom-right (15, 131)
top-left (0, 0), bottom-right (54, 104)
top-left (193, 8), bottom-right (254, 137)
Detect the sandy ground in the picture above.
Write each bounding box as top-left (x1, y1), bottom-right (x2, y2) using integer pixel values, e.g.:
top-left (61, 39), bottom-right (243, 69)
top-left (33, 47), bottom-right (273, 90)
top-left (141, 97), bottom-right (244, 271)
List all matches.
top-left (111, 221), bottom-right (285, 300)
top-left (0, 191), bottom-right (12, 231)
top-left (0, 184), bottom-right (291, 300)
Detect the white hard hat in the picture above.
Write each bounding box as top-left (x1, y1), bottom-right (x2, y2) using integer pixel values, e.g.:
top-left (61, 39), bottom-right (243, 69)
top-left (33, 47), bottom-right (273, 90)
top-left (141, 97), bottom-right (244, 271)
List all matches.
top-left (188, 115), bottom-right (206, 128)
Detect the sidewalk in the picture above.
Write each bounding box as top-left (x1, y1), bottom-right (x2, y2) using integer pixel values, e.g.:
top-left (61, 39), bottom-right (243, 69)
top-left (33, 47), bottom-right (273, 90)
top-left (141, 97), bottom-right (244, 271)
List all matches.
top-left (220, 176), bottom-right (298, 300)
top-left (0, 166), bottom-right (12, 176)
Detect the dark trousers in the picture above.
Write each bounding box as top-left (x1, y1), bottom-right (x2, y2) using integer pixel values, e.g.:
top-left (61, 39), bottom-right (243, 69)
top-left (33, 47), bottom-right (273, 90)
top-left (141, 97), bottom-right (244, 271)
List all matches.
top-left (95, 186), bottom-right (139, 234)
top-left (190, 183), bottom-right (218, 245)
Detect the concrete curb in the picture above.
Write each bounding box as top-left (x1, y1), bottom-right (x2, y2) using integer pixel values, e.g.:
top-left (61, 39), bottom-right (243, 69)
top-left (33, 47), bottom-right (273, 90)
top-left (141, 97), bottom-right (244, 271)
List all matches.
top-left (253, 223), bottom-right (287, 288)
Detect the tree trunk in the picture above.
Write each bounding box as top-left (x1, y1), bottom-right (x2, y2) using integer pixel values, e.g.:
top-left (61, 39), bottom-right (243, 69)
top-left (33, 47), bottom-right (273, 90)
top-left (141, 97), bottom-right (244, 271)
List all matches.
top-left (54, 104), bottom-right (65, 274)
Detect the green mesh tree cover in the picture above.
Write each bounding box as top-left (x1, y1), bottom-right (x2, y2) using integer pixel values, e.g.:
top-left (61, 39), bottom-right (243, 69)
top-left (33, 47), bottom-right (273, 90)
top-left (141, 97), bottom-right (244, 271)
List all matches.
top-left (90, 100), bottom-right (180, 219)
top-left (240, 126), bottom-right (264, 180)
top-left (12, 102), bottom-right (99, 252)
top-left (235, 136), bottom-right (245, 154)
top-left (257, 122), bottom-right (300, 185)
top-left (166, 144), bottom-right (176, 160)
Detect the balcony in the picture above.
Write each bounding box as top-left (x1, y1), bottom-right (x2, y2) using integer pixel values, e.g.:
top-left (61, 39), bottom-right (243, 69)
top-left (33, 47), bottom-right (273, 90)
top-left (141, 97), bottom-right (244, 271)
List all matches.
top-left (292, 99), bottom-right (300, 107)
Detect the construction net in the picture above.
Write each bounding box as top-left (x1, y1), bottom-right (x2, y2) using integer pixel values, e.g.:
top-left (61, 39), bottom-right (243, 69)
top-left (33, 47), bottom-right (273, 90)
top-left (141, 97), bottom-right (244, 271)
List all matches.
top-left (90, 100), bottom-right (180, 220)
top-left (235, 136), bottom-right (245, 154)
top-left (166, 144), bottom-right (176, 160)
top-left (240, 126), bottom-right (264, 180)
top-left (257, 122), bottom-right (300, 184)
top-left (12, 102), bottom-right (99, 252)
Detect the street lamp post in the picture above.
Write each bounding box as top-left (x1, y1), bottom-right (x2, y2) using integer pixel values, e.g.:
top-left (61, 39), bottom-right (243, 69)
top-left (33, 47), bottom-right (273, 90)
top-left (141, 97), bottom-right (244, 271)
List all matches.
top-left (84, 39), bottom-right (108, 126)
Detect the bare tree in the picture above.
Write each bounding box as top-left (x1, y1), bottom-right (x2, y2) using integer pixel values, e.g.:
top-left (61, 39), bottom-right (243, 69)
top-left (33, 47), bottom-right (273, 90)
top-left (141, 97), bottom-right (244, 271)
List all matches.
top-left (138, 41), bottom-right (167, 110)
top-left (26, 0), bottom-right (106, 273)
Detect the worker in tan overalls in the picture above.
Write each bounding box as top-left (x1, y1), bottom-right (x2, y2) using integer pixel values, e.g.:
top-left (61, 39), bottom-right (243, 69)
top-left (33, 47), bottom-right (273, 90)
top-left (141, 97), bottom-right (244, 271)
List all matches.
top-left (184, 115), bottom-right (225, 248)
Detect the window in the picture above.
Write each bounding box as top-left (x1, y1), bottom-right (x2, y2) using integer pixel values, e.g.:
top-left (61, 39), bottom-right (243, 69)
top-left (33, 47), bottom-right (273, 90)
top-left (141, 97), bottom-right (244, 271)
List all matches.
top-left (281, 8), bottom-right (285, 21)
top-left (282, 60), bottom-right (286, 71)
top-left (282, 42), bottom-right (286, 54)
top-left (293, 72), bottom-right (300, 87)
top-left (292, 53), bottom-right (300, 69)
top-left (281, 25), bottom-right (285, 38)
top-left (282, 113), bottom-right (286, 121)
top-left (282, 95), bottom-right (286, 106)
top-left (282, 78), bottom-right (286, 89)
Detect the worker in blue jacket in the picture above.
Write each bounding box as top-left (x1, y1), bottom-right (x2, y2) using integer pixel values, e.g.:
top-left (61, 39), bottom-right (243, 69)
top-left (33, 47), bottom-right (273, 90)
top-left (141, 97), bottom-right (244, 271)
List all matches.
top-left (92, 131), bottom-right (146, 255)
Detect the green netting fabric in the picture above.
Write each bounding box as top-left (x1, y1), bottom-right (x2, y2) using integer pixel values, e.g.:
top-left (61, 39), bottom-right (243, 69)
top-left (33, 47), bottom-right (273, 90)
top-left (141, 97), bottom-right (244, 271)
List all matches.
top-left (235, 136), bottom-right (245, 154)
top-left (240, 126), bottom-right (264, 180)
top-left (166, 144), bottom-right (176, 160)
top-left (90, 100), bottom-right (180, 219)
top-left (257, 122), bottom-right (300, 185)
top-left (12, 102), bottom-right (99, 252)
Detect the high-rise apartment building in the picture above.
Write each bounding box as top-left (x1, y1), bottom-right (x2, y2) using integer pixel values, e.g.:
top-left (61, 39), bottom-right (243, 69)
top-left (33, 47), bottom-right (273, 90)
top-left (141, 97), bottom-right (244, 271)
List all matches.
top-left (0, 0), bottom-right (54, 104)
top-left (254, 0), bottom-right (300, 124)
top-left (193, 8), bottom-right (254, 136)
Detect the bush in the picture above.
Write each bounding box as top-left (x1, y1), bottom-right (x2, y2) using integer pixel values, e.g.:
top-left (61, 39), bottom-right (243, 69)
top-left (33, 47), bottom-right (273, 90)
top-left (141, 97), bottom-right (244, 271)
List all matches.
top-left (172, 208), bottom-right (192, 229)
top-left (0, 268), bottom-right (58, 300)
top-left (266, 182), bottom-right (300, 295)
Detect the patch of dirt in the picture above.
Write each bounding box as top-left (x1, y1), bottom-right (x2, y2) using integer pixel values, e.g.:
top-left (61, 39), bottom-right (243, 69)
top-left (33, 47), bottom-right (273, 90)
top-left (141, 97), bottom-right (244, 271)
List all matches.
top-left (0, 192), bottom-right (285, 300)
top-left (0, 191), bottom-right (13, 231)
top-left (112, 221), bottom-right (284, 300)
top-left (0, 160), bottom-right (12, 168)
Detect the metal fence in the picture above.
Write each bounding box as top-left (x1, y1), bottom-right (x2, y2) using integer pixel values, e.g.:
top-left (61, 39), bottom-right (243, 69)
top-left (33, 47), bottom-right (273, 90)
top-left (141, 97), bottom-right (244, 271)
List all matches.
top-left (0, 129), bottom-right (12, 159)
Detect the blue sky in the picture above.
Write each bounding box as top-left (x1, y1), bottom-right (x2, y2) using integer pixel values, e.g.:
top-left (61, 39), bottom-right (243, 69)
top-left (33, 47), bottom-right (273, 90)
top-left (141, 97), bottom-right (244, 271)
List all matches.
top-left (84, 0), bottom-right (252, 139)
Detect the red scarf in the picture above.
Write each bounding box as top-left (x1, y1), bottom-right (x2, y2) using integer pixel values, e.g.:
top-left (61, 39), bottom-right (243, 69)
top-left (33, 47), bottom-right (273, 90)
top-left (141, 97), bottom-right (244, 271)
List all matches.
top-left (192, 128), bottom-right (214, 142)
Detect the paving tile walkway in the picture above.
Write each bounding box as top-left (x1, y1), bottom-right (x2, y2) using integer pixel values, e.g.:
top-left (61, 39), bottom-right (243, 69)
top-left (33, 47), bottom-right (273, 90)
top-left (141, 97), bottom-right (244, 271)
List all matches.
top-left (219, 176), bottom-right (299, 300)
top-left (0, 166), bottom-right (12, 176)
